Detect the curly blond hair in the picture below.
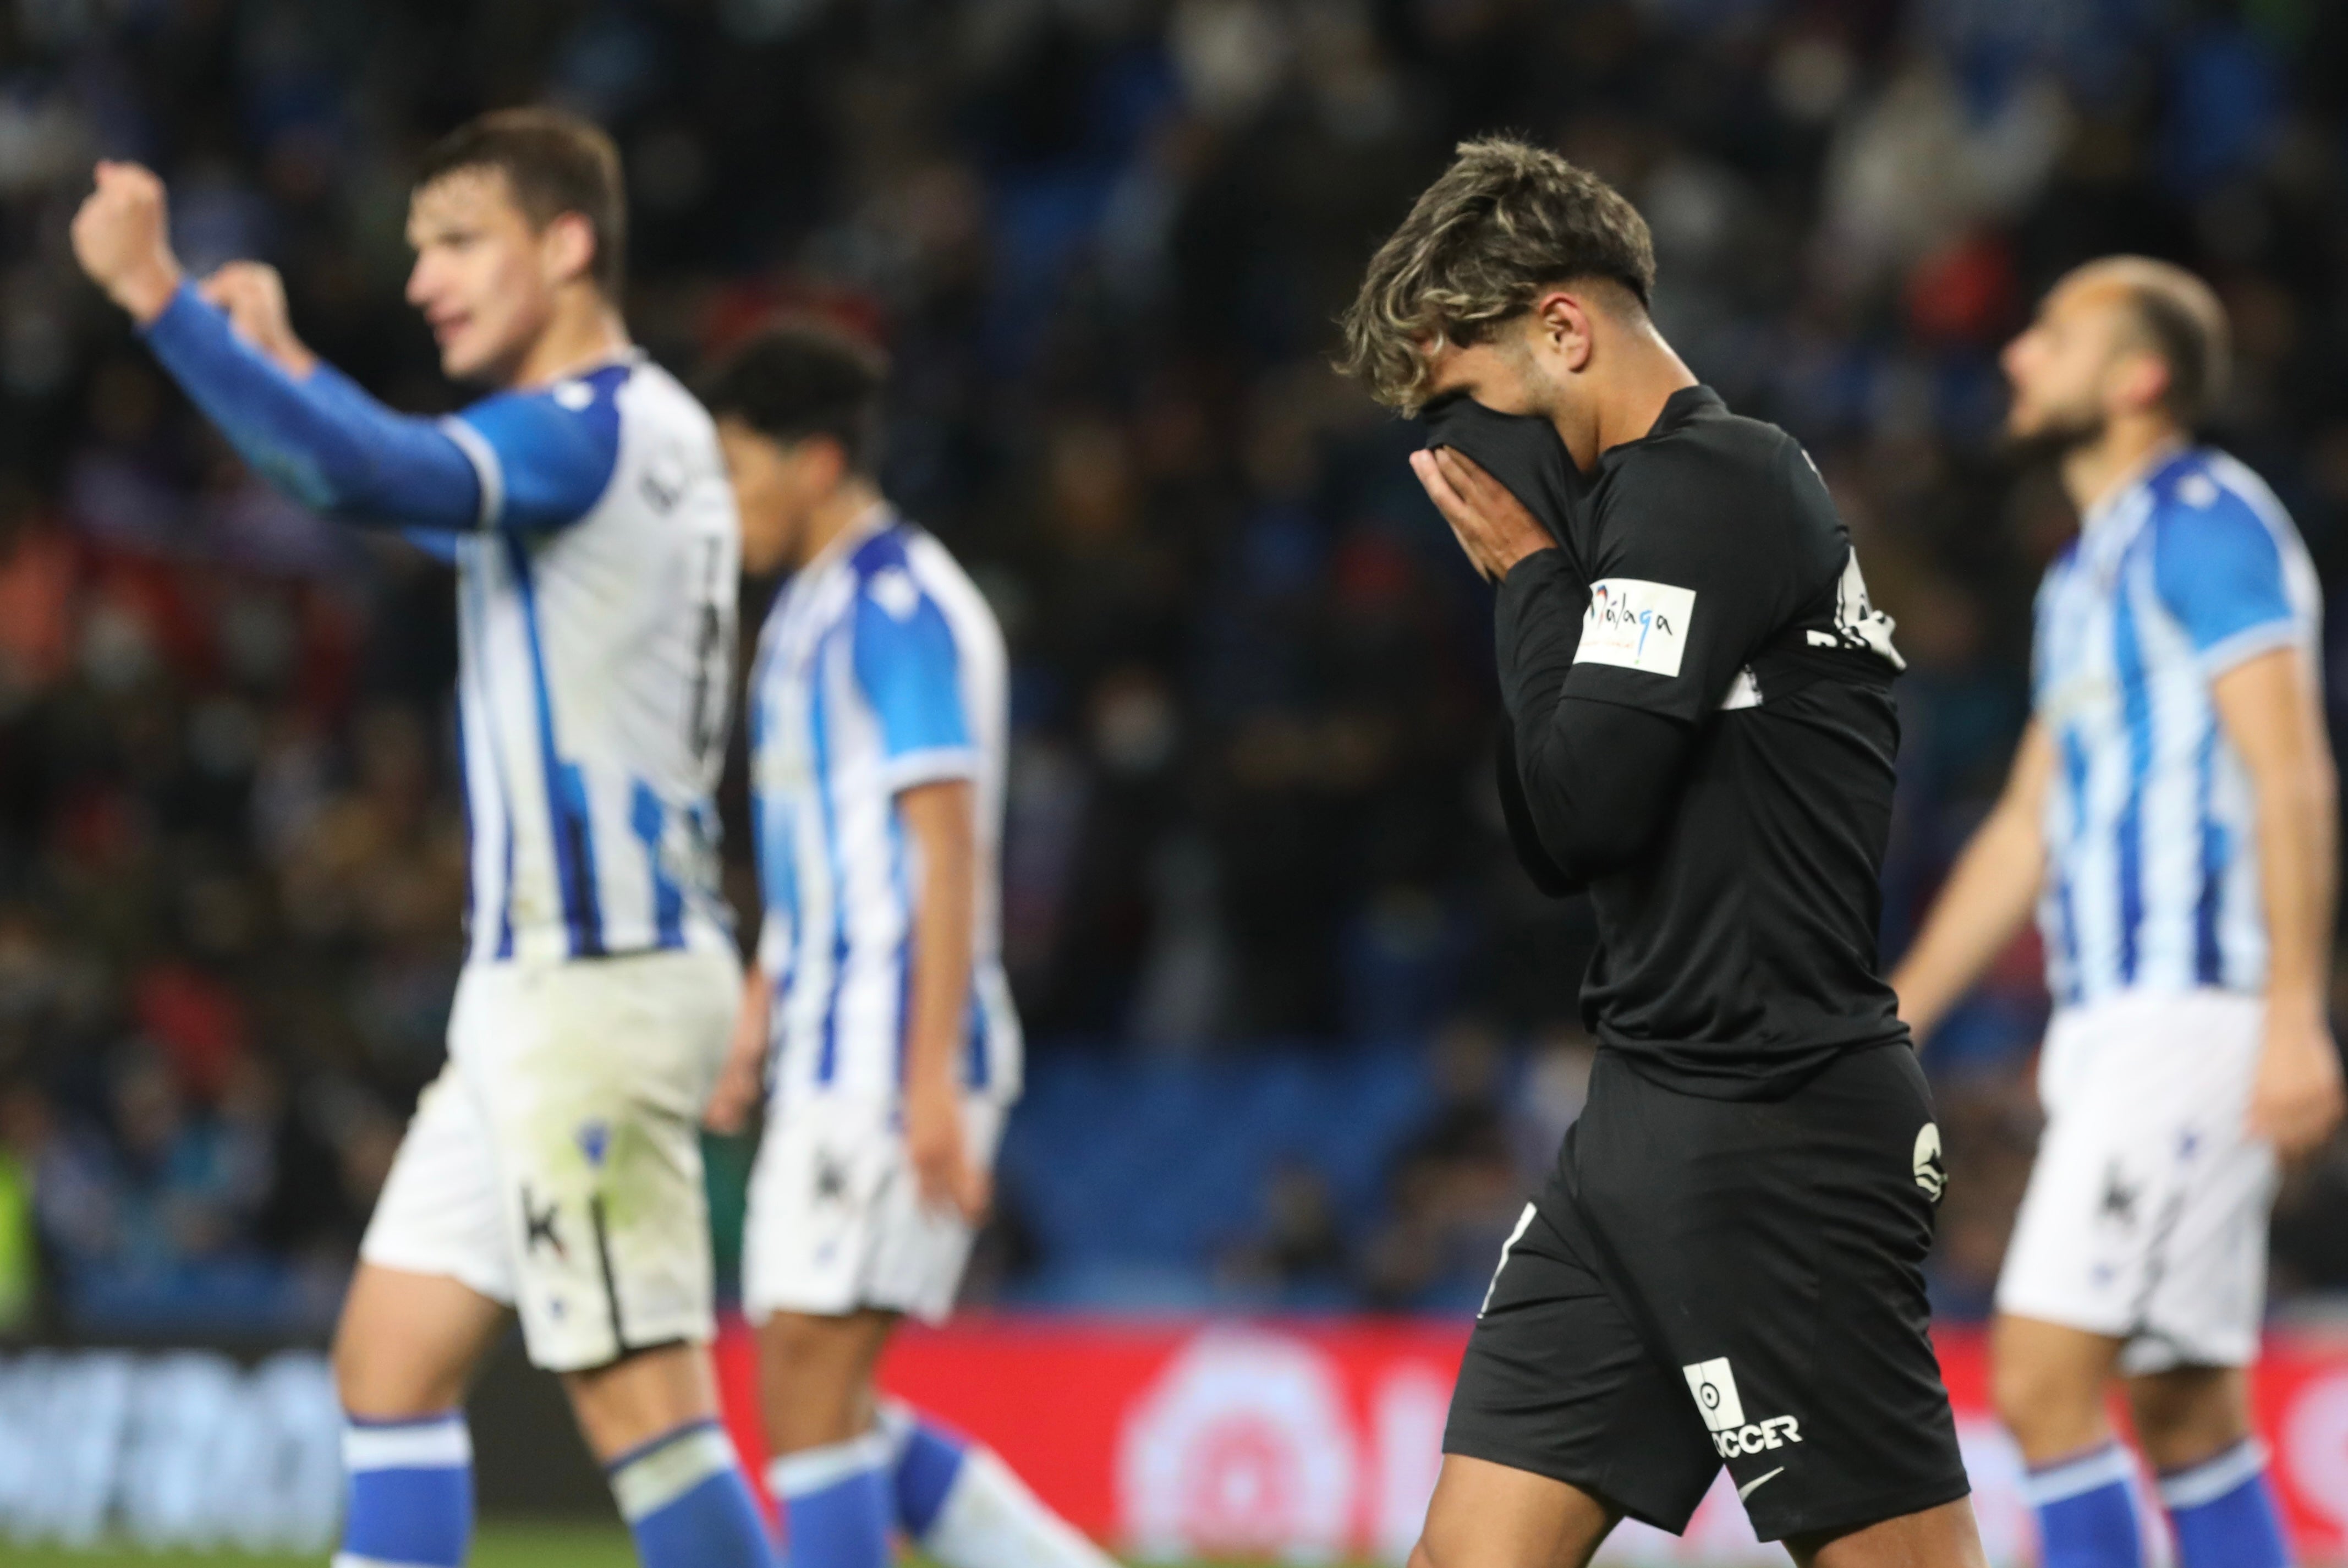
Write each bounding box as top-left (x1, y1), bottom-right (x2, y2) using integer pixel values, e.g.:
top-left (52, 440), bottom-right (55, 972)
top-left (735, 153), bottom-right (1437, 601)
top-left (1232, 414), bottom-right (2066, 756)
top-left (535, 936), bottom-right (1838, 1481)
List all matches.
top-left (1335, 138), bottom-right (1655, 414)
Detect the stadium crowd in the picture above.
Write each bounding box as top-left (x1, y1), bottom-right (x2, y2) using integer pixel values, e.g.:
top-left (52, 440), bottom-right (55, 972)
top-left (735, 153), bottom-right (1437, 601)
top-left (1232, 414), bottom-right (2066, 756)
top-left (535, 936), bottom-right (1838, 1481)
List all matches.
top-left (2, 0), bottom-right (2347, 1334)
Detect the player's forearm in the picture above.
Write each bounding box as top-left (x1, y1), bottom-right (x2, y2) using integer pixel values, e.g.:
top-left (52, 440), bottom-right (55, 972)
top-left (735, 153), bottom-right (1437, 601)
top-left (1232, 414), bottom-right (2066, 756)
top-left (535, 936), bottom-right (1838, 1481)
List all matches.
top-left (1490, 550), bottom-right (1689, 878)
top-left (738, 961), bottom-right (771, 1029)
top-left (1890, 804), bottom-right (2044, 1040)
top-left (1493, 550), bottom-right (1586, 731)
top-left (2252, 751), bottom-right (2336, 1019)
top-left (2213, 650), bottom-right (2340, 1019)
top-left (142, 284), bottom-right (481, 530)
top-left (901, 787), bottom-right (977, 1098)
top-left (1515, 696), bottom-right (1690, 880)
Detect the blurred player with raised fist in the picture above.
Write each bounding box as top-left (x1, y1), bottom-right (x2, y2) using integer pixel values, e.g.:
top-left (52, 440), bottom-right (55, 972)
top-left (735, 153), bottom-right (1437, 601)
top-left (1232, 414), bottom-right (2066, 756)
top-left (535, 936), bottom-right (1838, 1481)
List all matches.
top-left (74, 111), bottom-right (773, 1568)
top-left (701, 321), bottom-right (1116, 1568)
top-left (1896, 259), bottom-right (2341, 1568)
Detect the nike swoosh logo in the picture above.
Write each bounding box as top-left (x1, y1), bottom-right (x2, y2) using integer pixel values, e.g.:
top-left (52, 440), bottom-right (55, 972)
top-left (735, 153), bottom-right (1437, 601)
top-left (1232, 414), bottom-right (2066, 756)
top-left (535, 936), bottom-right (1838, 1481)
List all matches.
top-left (1737, 1467), bottom-right (1785, 1501)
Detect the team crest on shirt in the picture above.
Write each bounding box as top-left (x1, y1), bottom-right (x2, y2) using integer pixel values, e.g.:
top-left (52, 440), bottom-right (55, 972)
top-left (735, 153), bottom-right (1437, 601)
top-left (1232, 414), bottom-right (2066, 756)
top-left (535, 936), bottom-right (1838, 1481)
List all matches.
top-left (1577, 579), bottom-right (1696, 677)
top-left (868, 567), bottom-right (921, 621)
top-left (1912, 1122), bottom-right (1946, 1202)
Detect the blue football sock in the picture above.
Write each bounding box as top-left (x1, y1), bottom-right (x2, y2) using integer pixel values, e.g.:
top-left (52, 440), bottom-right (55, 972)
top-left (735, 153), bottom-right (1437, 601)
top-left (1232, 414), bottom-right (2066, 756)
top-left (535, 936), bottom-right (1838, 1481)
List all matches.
top-left (2161, 1439), bottom-right (2290, 1568)
top-left (337, 1410), bottom-right (473, 1568)
top-left (769, 1432), bottom-right (892, 1568)
top-left (608, 1418), bottom-right (775, 1568)
top-left (2024, 1443), bottom-right (2144, 1568)
top-left (881, 1402), bottom-right (970, 1538)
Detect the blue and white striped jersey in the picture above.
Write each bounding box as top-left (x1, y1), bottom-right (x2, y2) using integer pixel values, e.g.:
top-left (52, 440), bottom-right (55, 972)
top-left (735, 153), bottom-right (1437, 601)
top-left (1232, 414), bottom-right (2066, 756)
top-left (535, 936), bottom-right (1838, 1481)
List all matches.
top-left (748, 510), bottom-right (1023, 1102)
top-left (446, 354), bottom-right (739, 964)
top-left (2033, 446), bottom-right (2322, 1007)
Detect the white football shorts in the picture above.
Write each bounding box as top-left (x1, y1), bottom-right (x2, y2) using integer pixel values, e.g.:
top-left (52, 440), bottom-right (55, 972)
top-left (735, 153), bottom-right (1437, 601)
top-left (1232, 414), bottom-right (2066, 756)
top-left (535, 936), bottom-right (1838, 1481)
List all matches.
top-left (360, 946), bottom-right (740, 1372)
top-left (742, 1091), bottom-right (1007, 1325)
top-left (1996, 988), bottom-right (2278, 1373)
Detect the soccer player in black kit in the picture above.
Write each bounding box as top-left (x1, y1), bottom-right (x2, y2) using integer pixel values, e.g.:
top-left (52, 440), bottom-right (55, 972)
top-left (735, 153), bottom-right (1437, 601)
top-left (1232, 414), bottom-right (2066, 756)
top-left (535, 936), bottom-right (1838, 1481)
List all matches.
top-left (1337, 140), bottom-right (1987, 1568)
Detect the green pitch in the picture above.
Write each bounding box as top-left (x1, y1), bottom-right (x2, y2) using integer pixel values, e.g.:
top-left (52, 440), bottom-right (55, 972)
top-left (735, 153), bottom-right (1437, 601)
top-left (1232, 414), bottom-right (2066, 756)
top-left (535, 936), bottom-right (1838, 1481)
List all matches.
top-left (0, 1521), bottom-right (1368, 1568)
top-left (0, 1522), bottom-right (640, 1568)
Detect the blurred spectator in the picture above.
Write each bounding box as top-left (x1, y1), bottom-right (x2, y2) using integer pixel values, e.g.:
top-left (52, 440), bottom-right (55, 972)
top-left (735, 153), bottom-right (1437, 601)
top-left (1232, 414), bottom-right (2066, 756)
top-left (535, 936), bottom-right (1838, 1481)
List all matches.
top-left (1360, 1018), bottom-right (1525, 1310)
top-left (1216, 1158), bottom-right (1352, 1303)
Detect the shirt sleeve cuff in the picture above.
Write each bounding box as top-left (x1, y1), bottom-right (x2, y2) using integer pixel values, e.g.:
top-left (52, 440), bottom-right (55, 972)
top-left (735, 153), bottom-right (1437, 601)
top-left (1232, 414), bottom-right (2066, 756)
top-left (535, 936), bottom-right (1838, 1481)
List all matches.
top-left (1496, 544), bottom-right (1574, 594)
top-left (877, 747), bottom-right (981, 796)
top-left (2199, 619), bottom-right (2300, 679)
top-left (438, 415), bottom-right (504, 530)
top-left (138, 281), bottom-right (211, 348)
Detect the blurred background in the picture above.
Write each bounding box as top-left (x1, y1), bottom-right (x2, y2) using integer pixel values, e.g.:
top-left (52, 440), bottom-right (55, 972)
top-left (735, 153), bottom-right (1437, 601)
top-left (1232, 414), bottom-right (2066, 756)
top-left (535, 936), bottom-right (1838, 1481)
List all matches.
top-left (2, 0), bottom-right (2348, 1560)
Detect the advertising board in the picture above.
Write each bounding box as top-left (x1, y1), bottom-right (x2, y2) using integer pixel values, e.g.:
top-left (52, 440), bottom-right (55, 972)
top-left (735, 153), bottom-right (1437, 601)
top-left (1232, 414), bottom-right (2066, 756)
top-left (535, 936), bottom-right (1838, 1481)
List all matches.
top-left (7, 1319), bottom-right (2348, 1561)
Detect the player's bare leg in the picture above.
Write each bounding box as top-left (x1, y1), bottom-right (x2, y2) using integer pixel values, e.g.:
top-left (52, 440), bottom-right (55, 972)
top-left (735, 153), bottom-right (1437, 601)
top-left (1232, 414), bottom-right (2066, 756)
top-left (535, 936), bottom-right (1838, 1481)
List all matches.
top-left (565, 1341), bottom-right (731, 1460)
top-left (2127, 1363), bottom-right (2289, 1568)
top-left (563, 1341), bottom-right (769, 1564)
top-left (333, 1262), bottom-right (509, 1418)
top-left (750, 1304), bottom-right (1120, 1568)
top-left (1989, 1313), bottom-right (2126, 1462)
top-left (1785, 1498), bottom-right (1989, 1568)
top-left (2125, 1363), bottom-right (2251, 1471)
top-left (1992, 1313), bottom-right (2144, 1567)
top-left (1407, 1454), bottom-right (1620, 1568)
top-left (751, 1309), bottom-right (900, 1568)
top-left (759, 1307), bottom-right (898, 1452)
top-left (330, 1263), bottom-right (511, 1568)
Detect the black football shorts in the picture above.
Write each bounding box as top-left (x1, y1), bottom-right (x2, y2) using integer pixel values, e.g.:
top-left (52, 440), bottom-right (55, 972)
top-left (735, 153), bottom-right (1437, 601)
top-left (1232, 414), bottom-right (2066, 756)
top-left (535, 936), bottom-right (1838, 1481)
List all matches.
top-left (1443, 1043), bottom-right (1970, 1543)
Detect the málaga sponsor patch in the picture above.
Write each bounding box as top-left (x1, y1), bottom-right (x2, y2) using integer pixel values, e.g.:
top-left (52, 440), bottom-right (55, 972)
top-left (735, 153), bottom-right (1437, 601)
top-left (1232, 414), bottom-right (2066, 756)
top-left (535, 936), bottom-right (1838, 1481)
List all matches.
top-left (1576, 578), bottom-right (1696, 677)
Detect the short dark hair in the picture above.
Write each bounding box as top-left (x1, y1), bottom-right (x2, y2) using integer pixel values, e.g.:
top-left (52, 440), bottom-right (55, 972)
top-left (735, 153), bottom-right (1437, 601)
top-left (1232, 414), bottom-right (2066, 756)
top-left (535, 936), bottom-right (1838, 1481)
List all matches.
top-left (415, 108), bottom-right (627, 298)
top-left (1337, 137), bottom-right (1658, 412)
top-left (701, 320), bottom-right (890, 474)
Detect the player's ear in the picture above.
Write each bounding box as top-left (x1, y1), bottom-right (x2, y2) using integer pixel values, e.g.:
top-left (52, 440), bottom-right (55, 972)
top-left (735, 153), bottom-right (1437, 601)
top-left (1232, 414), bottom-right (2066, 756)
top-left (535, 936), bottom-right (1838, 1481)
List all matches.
top-left (779, 434), bottom-right (849, 499)
top-left (540, 211), bottom-right (599, 289)
top-left (812, 434), bottom-right (854, 492)
top-left (2109, 343), bottom-right (2171, 419)
top-left (1530, 289), bottom-right (1595, 374)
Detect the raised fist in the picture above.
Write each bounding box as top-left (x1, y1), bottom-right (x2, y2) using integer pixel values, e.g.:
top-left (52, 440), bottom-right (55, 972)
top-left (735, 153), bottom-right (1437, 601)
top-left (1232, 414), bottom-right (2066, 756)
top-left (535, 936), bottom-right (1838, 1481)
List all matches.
top-left (200, 261), bottom-right (317, 378)
top-left (71, 161), bottom-right (183, 325)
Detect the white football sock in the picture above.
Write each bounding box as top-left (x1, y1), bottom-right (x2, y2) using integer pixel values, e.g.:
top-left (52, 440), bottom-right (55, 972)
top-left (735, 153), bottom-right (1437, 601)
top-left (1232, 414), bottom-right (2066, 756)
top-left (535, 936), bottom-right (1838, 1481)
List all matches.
top-left (918, 1445), bottom-right (1118, 1568)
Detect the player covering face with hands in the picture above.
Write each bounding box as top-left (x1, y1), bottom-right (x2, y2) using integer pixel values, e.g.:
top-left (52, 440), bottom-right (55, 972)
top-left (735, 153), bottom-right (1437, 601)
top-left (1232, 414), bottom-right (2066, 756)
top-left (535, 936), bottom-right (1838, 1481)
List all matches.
top-left (1892, 258), bottom-right (2340, 1568)
top-left (75, 113), bottom-right (774, 1568)
top-left (1340, 138), bottom-right (1986, 1568)
top-left (701, 321), bottom-right (1116, 1568)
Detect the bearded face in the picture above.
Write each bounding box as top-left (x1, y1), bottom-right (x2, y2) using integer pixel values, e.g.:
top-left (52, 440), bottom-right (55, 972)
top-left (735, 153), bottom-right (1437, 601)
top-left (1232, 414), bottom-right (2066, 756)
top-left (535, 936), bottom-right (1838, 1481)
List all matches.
top-left (1998, 277), bottom-right (2150, 468)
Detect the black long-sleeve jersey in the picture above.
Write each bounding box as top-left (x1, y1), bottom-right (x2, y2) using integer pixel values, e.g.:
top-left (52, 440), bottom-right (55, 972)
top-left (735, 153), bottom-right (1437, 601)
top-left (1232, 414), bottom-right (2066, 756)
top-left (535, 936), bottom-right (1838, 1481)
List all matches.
top-left (1429, 385), bottom-right (1912, 1099)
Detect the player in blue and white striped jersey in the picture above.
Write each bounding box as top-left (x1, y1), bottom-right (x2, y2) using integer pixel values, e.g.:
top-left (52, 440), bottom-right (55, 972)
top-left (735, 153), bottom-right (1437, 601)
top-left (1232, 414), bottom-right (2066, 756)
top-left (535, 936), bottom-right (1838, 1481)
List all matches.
top-left (739, 501), bottom-right (1020, 1114)
top-left (2031, 446), bottom-right (2322, 1006)
top-left (73, 111), bottom-right (770, 1568)
top-left (1896, 259), bottom-right (2342, 1568)
top-left (701, 324), bottom-right (1110, 1568)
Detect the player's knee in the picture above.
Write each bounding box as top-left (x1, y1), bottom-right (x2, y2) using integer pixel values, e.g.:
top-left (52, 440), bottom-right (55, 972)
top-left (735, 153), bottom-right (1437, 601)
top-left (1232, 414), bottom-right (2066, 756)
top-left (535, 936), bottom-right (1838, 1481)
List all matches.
top-left (1990, 1344), bottom-right (2094, 1451)
top-left (332, 1323), bottom-right (452, 1419)
top-left (1407, 1539), bottom-right (1444, 1568)
top-left (759, 1312), bottom-right (844, 1377)
top-left (1988, 1351), bottom-right (2047, 1433)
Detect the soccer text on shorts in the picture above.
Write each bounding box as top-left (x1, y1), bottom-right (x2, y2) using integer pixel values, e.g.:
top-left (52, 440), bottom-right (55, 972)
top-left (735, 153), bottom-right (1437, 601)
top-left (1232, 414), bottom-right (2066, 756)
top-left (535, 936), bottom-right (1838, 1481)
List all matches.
top-left (1682, 1358), bottom-right (1804, 1460)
